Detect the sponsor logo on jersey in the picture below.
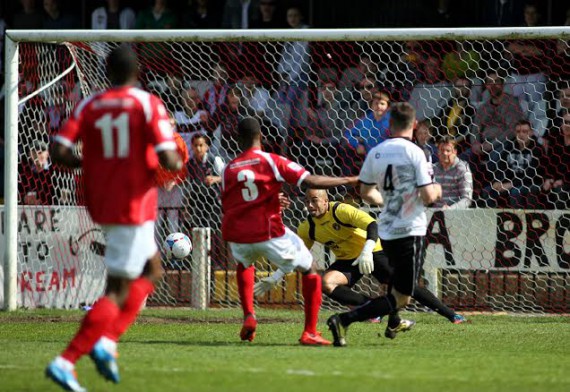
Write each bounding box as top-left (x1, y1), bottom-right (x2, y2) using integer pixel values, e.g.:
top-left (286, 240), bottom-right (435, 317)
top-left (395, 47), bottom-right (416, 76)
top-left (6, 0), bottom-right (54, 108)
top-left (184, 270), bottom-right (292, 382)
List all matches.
top-left (229, 158), bottom-right (261, 169)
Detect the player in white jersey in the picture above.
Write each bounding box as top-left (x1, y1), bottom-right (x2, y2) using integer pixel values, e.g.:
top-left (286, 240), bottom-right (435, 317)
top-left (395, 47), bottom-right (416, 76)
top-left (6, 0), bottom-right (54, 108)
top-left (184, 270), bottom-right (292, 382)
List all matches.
top-left (327, 102), bottom-right (442, 347)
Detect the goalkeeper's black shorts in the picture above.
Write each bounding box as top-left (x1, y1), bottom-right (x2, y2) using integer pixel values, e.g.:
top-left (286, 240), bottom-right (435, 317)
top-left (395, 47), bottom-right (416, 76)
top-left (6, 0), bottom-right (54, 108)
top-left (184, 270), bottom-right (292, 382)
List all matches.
top-left (326, 250), bottom-right (393, 287)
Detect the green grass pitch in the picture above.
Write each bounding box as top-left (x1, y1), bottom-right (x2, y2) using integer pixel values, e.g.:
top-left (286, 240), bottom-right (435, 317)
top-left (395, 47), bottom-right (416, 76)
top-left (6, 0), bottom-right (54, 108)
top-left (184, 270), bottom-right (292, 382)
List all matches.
top-left (0, 309), bottom-right (569, 392)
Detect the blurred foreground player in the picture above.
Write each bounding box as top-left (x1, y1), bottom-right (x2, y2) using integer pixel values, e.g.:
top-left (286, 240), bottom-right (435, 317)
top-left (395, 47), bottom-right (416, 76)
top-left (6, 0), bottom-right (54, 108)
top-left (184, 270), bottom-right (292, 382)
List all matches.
top-left (46, 46), bottom-right (182, 391)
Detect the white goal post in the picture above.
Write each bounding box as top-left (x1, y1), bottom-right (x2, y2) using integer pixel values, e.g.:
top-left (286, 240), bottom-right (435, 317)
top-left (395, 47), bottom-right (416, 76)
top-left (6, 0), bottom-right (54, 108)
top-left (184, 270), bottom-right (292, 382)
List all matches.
top-left (3, 27), bottom-right (570, 311)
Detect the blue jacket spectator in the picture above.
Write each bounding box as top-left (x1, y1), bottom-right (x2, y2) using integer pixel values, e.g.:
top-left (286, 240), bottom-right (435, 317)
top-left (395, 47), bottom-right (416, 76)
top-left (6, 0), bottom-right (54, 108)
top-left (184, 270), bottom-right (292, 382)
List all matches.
top-left (344, 91), bottom-right (391, 153)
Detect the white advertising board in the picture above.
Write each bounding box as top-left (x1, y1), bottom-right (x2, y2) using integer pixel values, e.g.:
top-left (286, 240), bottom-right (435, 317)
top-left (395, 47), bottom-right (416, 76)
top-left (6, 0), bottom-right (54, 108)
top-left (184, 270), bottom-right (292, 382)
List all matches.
top-left (425, 209), bottom-right (570, 272)
top-left (0, 206), bottom-right (106, 309)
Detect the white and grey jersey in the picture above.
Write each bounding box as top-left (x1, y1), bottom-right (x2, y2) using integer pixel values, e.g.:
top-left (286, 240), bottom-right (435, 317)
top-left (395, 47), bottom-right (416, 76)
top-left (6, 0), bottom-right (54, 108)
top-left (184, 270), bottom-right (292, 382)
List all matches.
top-left (359, 137), bottom-right (433, 240)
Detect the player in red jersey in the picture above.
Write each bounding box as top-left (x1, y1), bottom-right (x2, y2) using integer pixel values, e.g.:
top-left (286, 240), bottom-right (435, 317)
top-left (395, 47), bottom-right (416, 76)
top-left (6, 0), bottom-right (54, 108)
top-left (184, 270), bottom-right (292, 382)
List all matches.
top-left (45, 46), bottom-right (182, 392)
top-left (221, 117), bottom-right (358, 345)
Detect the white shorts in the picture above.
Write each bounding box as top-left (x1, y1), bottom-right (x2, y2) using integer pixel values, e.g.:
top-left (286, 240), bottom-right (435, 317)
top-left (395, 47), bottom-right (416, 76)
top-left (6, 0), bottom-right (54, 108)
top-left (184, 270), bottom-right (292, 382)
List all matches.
top-left (102, 221), bottom-right (158, 279)
top-left (229, 227), bottom-right (313, 273)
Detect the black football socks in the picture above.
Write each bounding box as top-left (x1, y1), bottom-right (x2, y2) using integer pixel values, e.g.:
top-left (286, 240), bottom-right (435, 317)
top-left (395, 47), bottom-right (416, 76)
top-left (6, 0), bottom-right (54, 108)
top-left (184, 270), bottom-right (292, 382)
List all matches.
top-left (339, 293), bottom-right (397, 326)
top-left (413, 286), bottom-right (456, 320)
top-left (328, 286), bottom-right (371, 306)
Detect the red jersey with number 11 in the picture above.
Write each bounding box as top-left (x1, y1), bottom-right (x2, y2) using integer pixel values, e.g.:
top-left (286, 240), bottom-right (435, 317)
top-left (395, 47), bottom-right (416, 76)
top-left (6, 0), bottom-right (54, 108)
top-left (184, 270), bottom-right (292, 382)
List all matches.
top-left (55, 86), bottom-right (176, 224)
top-left (221, 147), bottom-right (309, 243)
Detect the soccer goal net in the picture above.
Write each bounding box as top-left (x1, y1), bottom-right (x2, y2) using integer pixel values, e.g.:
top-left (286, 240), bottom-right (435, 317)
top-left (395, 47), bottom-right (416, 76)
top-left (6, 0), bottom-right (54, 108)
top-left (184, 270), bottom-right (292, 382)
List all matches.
top-left (2, 28), bottom-right (569, 313)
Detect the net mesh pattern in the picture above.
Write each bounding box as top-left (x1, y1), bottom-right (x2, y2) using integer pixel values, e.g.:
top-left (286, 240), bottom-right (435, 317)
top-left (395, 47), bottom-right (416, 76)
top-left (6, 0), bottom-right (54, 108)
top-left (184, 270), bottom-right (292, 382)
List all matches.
top-left (13, 36), bottom-right (570, 312)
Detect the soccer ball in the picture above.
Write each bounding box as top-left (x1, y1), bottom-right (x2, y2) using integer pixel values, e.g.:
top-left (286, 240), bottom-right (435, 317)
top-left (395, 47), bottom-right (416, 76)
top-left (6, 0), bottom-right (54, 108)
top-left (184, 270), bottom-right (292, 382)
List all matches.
top-left (164, 232), bottom-right (192, 259)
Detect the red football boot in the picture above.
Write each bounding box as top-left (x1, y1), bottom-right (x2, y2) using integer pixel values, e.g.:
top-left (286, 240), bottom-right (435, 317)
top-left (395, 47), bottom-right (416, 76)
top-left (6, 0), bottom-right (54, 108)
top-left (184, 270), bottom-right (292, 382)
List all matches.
top-left (240, 314), bottom-right (257, 342)
top-left (299, 331), bottom-right (332, 346)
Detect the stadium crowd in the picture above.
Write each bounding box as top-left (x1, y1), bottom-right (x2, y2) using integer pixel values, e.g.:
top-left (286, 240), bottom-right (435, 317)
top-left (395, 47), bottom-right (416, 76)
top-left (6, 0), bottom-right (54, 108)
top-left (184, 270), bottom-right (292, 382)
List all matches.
top-left (5, 0), bottom-right (570, 215)
top-left (1, 0), bottom-right (570, 30)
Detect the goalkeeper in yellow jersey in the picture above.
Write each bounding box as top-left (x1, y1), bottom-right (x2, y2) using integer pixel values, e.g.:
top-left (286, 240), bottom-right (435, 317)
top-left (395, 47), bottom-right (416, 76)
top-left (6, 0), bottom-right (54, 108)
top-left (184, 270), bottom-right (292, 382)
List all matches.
top-left (256, 189), bottom-right (466, 339)
top-left (298, 189), bottom-right (392, 308)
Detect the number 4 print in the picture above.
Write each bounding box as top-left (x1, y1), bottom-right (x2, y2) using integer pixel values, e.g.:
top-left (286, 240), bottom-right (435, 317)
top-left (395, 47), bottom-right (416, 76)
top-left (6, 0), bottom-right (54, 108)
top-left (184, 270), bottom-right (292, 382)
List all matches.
top-left (383, 164), bottom-right (395, 191)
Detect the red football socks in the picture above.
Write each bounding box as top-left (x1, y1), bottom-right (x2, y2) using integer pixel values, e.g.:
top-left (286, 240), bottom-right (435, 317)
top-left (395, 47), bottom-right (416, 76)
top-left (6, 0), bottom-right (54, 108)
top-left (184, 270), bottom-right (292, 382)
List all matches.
top-left (106, 277), bottom-right (155, 342)
top-left (236, 263), bottom-right (255, 317)
top-left (302, 273), bottom-right (322, 334)
top-left (62, 296), bottom-right (120, 364)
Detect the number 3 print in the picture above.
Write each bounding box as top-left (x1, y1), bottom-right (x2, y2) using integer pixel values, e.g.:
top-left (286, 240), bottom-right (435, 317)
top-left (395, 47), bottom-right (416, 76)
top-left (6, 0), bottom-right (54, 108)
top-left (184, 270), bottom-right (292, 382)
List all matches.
top-left (237, 170), bottom-right (259, 201)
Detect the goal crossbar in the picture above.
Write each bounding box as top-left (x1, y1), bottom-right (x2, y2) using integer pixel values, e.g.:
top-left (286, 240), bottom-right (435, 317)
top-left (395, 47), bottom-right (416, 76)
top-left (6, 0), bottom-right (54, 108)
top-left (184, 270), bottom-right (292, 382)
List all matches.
top-left (6, 26), bottom-right (570, 43)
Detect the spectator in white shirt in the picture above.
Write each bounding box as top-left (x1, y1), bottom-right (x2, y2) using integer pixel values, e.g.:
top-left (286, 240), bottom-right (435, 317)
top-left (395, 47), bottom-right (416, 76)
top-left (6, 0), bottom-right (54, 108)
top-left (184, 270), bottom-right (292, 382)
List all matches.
top-left (91, 0), bottom-right (135, 29)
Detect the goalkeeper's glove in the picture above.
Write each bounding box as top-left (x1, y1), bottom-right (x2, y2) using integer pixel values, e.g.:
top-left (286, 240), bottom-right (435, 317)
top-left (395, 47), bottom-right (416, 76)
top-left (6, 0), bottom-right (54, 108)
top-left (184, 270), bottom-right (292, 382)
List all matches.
top-left (253, 269), bottom-right (285, 296)
top-left (352, 240), bottom-right (376, 275)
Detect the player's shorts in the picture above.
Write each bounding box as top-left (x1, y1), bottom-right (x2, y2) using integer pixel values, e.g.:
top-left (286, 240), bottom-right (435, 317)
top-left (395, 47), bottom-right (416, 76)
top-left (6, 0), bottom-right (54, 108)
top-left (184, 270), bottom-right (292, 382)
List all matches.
top-left (101, 221), bottom-right (158, 279)
top-left (381, 236), bottom-right (426, 296)
top-left (326, 250), bottom-right (393, 287)
top-left (229, 227), bottom-right (312, 274)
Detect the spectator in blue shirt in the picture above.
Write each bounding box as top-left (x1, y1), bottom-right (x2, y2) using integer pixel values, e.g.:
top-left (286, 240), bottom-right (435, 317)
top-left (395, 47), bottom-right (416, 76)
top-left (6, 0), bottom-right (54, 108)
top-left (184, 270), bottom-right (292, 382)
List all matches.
top-left (345, 90), bottom-right (391, 153)
top-left (340, 91), bottom-right (391, 175)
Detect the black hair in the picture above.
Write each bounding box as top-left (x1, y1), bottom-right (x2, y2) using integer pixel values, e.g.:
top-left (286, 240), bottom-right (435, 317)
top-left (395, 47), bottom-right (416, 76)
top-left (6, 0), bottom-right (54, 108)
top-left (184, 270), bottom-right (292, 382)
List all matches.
top-left (238, 117), bottom-right (262, 149)
top-left (516, 119), bottom-right (532, 129)
top-left (390, 102), bottom-right (416, 133)
top-left (191, 132), bottom-right (211, 146)
top-left (106, 45), bottom-right (139, 86)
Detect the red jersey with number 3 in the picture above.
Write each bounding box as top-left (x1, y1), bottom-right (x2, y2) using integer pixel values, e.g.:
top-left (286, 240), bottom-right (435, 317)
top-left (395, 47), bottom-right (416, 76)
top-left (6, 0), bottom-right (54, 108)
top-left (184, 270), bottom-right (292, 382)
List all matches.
top-left (221, 147), bottom-right (310, 243)
top-left (55, 86), bottom-right (177, 224)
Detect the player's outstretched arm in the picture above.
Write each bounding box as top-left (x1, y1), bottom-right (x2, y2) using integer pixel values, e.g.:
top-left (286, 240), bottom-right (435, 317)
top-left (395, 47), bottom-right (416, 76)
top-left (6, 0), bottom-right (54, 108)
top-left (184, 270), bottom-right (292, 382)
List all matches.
top-left (50, 142), bottom-right (81, 169)
top-left (302, 175), bottom-right (359, 189)
top-left (360, 183), bottom-right (384, 206)
top-left (420, 183), bottom-right (442, 206)
top-left (158, 150), bottom-right (183, 172)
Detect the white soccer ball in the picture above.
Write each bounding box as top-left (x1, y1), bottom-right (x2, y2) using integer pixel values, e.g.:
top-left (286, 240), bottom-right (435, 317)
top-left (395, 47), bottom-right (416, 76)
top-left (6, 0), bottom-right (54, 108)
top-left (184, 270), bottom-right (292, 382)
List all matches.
top-left (164, 232), bottom-right (192, 259)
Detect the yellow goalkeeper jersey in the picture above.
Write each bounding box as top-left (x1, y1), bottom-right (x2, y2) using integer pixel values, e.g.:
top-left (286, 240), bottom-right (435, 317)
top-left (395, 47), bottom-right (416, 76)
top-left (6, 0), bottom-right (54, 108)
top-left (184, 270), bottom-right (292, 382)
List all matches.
top-left (297, 202), bottom-right (382, 260)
